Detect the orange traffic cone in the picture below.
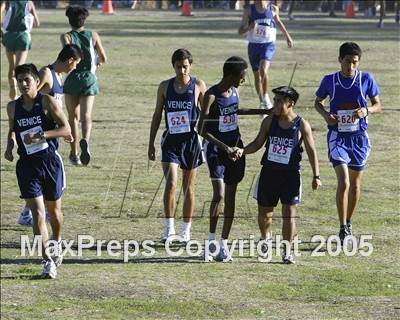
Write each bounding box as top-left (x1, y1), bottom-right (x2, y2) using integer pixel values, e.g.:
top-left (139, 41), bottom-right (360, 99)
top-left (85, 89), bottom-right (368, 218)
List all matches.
top-left (345, 1), bottom-right (355, 18)
top-left (181, 1), bottom-right (193, 16)
top-left (102, 0), bottom-right (114, 15)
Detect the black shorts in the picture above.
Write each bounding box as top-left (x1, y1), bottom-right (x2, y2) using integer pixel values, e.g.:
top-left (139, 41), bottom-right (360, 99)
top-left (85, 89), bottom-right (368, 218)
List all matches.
top-left (255, 166), bottom-right (301, 207)
top-left (16, 152), bottom-right (65, 201)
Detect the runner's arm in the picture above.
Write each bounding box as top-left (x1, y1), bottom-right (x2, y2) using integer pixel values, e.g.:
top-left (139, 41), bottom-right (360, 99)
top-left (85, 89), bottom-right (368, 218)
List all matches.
top-left (273, 4), bottom-right (293, 48)
top-left (148, 81), bottom-right (166, 160)
top-left (93, 31), bottom-right (107, 65)
top-left (238, 6), bottom-right (253, 35)
top-left (198, 92), bottom-right (233, 154)
top-left (243, 116), bottom-right (271, 155)
top-left (300, 118), bottom-right (321, 190)
top-left (29, 1), bottom-right (40, 27)
top-left (37, 67), bottom-right (52, 93)
top-left (4, 101), bottom-right (16, 162)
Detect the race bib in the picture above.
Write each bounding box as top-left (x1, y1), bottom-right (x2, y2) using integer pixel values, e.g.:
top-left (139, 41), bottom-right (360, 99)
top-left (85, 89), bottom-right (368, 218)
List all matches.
top-left (337, 109), bottom-right (359, 132)
top-left (219, 114), bottom-right (238, 132)
top-left (167, 111), bottom-right (190, 134)
top-left (20, 126), bottom-right (48, 155)
top-left (253, 24), bottom-right (276, 42)
top-left (267, 143), bottom-right (292, 164)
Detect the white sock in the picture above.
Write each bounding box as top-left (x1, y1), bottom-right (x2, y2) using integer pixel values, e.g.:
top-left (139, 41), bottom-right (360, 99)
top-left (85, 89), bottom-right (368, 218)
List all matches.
top-left (181, 221), bottom-right (191, 233)
top-left (260, 232), bottom-right (272, 241)
top-left (208, 233), bottom-right (216, 241)
top-left (165, 218), bottom-right (175, 231)
top-left (264, 94), bottom-right (271, 105)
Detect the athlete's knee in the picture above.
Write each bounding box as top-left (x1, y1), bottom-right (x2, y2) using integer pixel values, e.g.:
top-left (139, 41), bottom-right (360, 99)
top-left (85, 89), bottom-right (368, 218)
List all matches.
top-left (212, 191), bottom-right (224, 203)
top-left (349, 182), bottom-right (361, 196)
top-left (32, 208), bottom-right (46, 220)
top-left (82, 112), bottom-right (92, 124)
top-left (259, 67), bottom-right (268, 78)
top-left (165, 179), bottom-right (177, 192)
top-left (49, 206), bottom-right (63, 218)
top-left (68, 113), bottom-right (79, 122)
top-left (337, 178), bottom-right (350, 192)
top-left (182, 184), bottom-right (195, 201)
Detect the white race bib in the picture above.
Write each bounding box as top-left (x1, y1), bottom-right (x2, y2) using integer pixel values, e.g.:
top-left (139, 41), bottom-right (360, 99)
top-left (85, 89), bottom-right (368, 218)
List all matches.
top-left (253, 24), bottom-right (276, 42)
top-left (167, 111), bottom-right (190, 134)
top-left (219, 114), bottom-right (238, 133)
top-left (20, 126), bottom-right (48, 155)
top-left (337, 109), bottom-right (359, 132)
top-left (267, 143), bottom-right (292, 164)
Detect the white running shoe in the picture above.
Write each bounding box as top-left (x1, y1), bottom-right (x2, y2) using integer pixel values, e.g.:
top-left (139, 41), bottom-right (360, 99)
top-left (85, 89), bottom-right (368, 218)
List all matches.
top-left (204, 242), bottom-right (217, 262)
top-left (161, 228), bottom-right (176, 244)
top-left (42, 259), bottom-right (57, 279)
top-left (18, 207), bottom-right (33, 226)
top-left (282, 254), bottom-right (296, 264)
top-left (215, 246), bottom-right (233, 263)
top-left (51, 241), bottom-right (63, 267)
top-left (181, 230), bottom-right (191, 243)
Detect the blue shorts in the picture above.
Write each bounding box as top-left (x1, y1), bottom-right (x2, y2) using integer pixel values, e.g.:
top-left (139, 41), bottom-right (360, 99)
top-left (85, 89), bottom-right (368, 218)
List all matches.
top-left (248, 42), bottom-right (276, 71)
top-left (327, 130), bottom-right (370, 171)
top-left (255, 166), bottom-right (301, 207)
top-left (161, 131), bottom-right (204, 170)
top-left (16, 152), bottom-right (66, 201)
top-left (204, 140), bottom-right (245, 185)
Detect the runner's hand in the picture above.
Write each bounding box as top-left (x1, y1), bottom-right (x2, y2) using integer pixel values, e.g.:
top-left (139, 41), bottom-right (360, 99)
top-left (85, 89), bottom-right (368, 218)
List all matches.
top-left (4, 149), bottom-right (13, 162)
top-left (148, 145), bottom-right (156, 161)
top-left (324, 112), bottom-right (339, 126)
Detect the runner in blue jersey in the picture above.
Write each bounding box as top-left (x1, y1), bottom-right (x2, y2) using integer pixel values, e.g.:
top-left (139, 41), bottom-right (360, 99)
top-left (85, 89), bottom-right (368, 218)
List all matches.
top-left (1, 0), bottom-right (40, 100)
top-left (234, 86), bottom-right (321, 264)
top-left (17, 45), bottom-right (82, 230)
top-left (314, 42), bottom-right (382, 243)
top-left (4, 64), bottom-right (73, 279)
top-left (148, 49), bottom-right (206, 243)
top-left (38, 44), bottom-right (83, 104)
top-left (238, 0), bottom-right (293, 110)
top-left (199, 56), bottom-right (271, 262)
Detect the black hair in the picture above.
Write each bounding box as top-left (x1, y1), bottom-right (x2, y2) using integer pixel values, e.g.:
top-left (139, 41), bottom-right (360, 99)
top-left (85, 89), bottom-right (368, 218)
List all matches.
top-left (171, 48), bottom-right (193, 66)
top-left (272, 86), bottom-right (299, 104)
top-left (65, 5), bottom-right (89, 29)
top-left (15, 63), bottom-right (40, 80)
top-left (223, 56), bottom-right (248, 78)
top-left (339, 42), bottom-right (362, 59)
top-left (57, 44), bottom-right (83, 62)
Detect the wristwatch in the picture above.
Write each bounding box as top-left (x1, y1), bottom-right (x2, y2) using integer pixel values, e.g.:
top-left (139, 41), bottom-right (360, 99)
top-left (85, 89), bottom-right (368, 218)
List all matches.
top-left (313, 176), bottom-right (320, 180)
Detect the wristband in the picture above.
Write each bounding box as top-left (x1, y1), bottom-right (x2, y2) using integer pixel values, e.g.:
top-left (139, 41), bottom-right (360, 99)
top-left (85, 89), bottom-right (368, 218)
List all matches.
top-left (313, 176), bottom-right (320, 180)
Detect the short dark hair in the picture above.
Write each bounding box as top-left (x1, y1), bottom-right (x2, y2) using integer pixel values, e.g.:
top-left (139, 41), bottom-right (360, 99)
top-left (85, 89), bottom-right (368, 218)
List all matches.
top-left (272, 86), bottom-right (299, 104)
top-left (57, 44), bottom-right (83, 62)
top-left (223, 56), bottom-right (248, 78)
top-left (171, 48), bottom-right (193, 65)
top-left (15, 63), bottom-right (40, 80)
top-left (339, 42), bottom-right (362, 59)
top-left (66, 6), bottom-right (89, 28)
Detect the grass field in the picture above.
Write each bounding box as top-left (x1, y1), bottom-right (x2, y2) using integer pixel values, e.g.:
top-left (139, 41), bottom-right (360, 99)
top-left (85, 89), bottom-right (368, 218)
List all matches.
top-left (1, 6), bottom-right (400, 319)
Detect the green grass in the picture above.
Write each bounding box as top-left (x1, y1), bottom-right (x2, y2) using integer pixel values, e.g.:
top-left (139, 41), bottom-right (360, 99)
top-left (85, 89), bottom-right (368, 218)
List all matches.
top-left (1, 7), bottom-right (400, 320)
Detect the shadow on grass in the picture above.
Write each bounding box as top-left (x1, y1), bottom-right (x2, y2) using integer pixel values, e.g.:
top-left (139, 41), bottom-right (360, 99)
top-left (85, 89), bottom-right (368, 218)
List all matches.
top-left (1, 274), bottom-right (48, 280)
top-left (0, 255), bottom-right (205, 267)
